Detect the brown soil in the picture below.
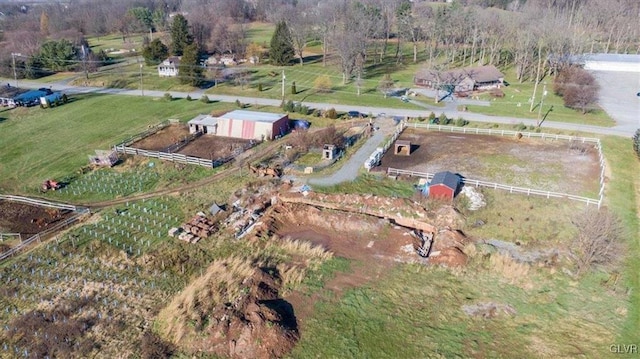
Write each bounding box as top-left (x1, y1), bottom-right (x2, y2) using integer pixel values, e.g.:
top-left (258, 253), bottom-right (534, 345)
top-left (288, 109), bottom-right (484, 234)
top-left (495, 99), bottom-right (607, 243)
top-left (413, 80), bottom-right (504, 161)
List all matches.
top-left (205, 270), bottom-right (298, 359)
top-left (177, 136), bottom-right (253, 160)
top-left (0, 200), bottom-right (74, 236)
top-left (130, 124), bottom-right (190, 151)
top-left (268, 202), bottom-right (422, 326)
top-left (377, 129), bottom-right (600, 194)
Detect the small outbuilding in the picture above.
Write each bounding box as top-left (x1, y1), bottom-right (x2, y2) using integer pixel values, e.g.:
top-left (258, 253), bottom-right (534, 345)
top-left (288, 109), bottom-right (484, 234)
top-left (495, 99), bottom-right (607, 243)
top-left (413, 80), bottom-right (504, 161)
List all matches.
top-left (394, 140), bottom-right (412, 156)
top-left (429, 171), bottom-right (461, 201)
top-left (323, 144), bottom-right (337, 160)
top-left (188, 114), bottom-right (218, 134)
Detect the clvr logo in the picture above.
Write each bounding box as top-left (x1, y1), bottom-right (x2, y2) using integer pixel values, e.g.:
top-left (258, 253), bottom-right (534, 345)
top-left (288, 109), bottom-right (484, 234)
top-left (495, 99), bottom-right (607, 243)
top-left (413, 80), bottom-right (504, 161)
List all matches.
top-left (610, 344), bottom-right (638, 354)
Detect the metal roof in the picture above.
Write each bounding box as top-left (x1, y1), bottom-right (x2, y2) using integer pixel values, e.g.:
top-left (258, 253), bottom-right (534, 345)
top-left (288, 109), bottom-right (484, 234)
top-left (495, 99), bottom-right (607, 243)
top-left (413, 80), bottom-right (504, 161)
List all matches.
top-left (219, 110), bottom-right (286, 123)
top-left (188, 114), bottom-right (218, 126)
top-left (430, 171), bottom-right (460, 191)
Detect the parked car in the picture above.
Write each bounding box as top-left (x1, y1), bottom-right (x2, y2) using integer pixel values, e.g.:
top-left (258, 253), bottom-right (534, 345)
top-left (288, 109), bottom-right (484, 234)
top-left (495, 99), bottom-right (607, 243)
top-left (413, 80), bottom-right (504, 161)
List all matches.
top-left (348, 110), bottom-right (364, 118)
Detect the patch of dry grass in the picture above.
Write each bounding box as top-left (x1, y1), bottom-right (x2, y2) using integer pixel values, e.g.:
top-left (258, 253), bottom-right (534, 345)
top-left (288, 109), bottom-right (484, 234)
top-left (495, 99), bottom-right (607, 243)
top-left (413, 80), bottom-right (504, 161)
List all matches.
top-left (157, 257), bottom-right (255, 343)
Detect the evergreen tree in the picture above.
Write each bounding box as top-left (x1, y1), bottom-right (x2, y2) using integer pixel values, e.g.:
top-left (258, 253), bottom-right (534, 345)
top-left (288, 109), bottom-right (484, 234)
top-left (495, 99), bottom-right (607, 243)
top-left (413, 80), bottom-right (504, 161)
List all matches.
top-left (178, 43), bottom-right (203, 86)
top-left (142, 39), bottom-right (168, 65)
top-left (269, 21), bottom-right (294, 66)
top-left (170, 14), bottom-right (192, 56)
top-left (633, 129), bottom-right (640, 159)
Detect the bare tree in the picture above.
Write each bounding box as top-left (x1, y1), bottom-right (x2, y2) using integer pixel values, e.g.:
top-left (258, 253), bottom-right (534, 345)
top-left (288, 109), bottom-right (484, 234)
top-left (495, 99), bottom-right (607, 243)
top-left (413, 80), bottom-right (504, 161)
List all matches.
top-left (570, 207), bottom-right (624, 276)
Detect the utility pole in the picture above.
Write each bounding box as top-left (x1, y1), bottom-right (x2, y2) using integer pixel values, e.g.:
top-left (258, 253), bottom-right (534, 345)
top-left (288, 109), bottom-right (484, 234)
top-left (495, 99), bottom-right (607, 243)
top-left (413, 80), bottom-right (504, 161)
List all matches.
top-left (530, 42), bottom-right (543, 112)
top-left (281, 70), bottom-right (285, 99)
top-left (11, 52), bottom-right (21, 87)
top-left (81, 45), bottom-right (89, 80)
top-left (537, 83), bottom-right (547, 127)
top-left (139, 62), bottom-right (144, 96)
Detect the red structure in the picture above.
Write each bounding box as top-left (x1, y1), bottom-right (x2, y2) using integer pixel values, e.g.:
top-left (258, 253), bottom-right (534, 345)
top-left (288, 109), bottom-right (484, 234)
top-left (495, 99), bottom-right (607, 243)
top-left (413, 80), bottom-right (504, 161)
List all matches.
top-left (428, 171), bottom-right (460, 201)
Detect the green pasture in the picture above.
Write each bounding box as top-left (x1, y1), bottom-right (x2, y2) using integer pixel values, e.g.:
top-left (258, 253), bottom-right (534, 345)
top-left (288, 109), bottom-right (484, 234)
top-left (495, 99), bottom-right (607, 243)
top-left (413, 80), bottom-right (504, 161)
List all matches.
top-left (68, 62), bottom-right (200, 93)
top-left (0, 95), bottom-right (237, 194)
top-left (291, 263), bottom-right (626, 359)
top-left (86, 32), bottom-right (150, 55)
top-left (463, 69), bottom-right (615, 127)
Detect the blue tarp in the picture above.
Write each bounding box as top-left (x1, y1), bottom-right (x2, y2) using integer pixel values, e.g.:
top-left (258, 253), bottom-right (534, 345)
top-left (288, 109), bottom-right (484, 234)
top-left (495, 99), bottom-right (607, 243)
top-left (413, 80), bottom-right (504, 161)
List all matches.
top-left (290, 119), bottom-right (310, 130)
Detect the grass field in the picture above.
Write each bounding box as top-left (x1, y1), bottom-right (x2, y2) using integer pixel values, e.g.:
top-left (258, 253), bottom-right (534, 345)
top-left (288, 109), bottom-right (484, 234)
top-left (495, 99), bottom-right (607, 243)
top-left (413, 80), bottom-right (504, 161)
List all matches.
top-left (0, 23), bottom-right (636, 356)
top-left (463, 69), bottom-right (615, 127)
top-left (0, 95), bottom-right (238, 194)
top-left (290, 262), bottom-right (626, 358)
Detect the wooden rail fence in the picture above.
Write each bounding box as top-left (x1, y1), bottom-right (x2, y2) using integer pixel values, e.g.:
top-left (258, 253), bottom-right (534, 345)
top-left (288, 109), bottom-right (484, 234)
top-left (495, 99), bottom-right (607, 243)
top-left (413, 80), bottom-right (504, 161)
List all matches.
top-left (387, 168), bottom-right (602, 207)
top-left (0, 194), bottom-right (81, 212)
top-left (403, 123), bottom-right (605, 207)
top-left (0, 212), bottom-right (87, 262)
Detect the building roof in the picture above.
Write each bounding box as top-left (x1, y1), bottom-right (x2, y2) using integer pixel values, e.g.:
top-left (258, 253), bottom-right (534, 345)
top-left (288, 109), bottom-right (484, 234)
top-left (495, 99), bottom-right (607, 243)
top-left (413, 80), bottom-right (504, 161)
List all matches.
top-left (160, 56), bottom-right (181, 67)
top-left (416, 65), bottom-right (504, 85)
top-left (219, 110), bottom-right (286, 123)
top-left (14, 89), bottom-right (50, 102)
top-left (188, 114), bottom-right (218, 126)
top-left (430, 171), bottom-right (460, 191)
top-left (395, 140), bottom-right (411, 146)
top-left (584, 53), bottom-right (640, 63)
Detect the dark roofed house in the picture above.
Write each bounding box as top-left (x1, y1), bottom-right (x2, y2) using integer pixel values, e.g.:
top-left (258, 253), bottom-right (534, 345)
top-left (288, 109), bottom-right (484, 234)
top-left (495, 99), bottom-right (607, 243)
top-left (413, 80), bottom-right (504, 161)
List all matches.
top-left (414, 65), bottom-right (504, 93)
top-left (428, 171), bottom-right (461, 201)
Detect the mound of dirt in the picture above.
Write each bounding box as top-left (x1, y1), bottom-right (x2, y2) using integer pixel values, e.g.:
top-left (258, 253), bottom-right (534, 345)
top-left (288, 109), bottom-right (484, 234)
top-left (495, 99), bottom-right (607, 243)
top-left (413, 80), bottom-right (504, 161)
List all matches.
top-left (158, 258), bottom-right (298, 359)
top-left (429, 247), bottom-right (468, 267)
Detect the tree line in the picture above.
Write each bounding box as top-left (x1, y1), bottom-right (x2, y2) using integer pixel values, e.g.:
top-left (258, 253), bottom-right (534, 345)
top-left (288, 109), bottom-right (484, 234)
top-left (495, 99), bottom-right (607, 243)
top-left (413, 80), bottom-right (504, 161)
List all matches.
top-left (0, 0), bottom-right (637, 85)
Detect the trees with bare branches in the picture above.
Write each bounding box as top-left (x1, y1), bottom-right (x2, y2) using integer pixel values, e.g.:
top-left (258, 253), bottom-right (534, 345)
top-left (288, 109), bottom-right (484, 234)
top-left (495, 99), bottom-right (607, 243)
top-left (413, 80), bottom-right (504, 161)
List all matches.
top-left (570, 207), bottom-right (624, 276)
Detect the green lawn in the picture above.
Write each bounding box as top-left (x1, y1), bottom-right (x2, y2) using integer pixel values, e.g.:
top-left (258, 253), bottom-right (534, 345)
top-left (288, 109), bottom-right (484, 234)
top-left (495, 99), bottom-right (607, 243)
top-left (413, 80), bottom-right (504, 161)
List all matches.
top-left (0, 95), bottom-right (237, 194)
top-left (86, 32), bottom-right (151, 55)
top-left (68, 62), bottom-right (200, 93)
top-left (291, 263), bottom-right (625, 359)
top-left (463, 69), bottom-right (615, 127)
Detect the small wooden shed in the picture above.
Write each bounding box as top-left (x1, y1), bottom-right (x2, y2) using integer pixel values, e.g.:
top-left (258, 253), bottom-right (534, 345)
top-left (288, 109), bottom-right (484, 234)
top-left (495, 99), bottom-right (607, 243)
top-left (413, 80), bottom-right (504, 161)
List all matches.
top-left (429, 171), bottom-right (460, 201)
top-left (394, 140), bottom-right (411, 156)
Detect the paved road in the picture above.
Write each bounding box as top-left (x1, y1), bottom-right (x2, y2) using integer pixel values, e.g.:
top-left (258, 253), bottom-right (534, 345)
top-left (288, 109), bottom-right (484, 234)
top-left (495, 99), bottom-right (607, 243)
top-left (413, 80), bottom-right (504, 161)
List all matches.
top-left (308, 119), bottom-right (397, 187)
top-left (591, 70), bottom-right (640, 135)
top-left (2, 77), bottom-right (634, 137)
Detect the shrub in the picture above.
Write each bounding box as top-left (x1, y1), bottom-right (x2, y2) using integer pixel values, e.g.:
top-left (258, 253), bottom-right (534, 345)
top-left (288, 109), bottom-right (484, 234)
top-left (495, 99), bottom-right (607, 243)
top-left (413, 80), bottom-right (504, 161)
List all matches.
top-left (200, 95), bottom-right (209, 103)
top-left (163, 93), bottom-right (172, 101)
top-left (257, 82), bottom-right (263, 92)
top-left (455, 117), bottom-right (469, 127)
top-left (633, 129), bottom-right (640, 159)
top-left (325, 108), bottom-right (337, 119)
top-left (439, 113), bottom-right (450, 125)
top-left (300, 105), bottom-right (310, 115)
top-left (417, 116), bottom-right (425, 122)
top-left (293, 102), bottom-right (301, 113)
top-left (185, 95), bottom-right (192, 101)
top-left (428, 112), bottom-right (436, 121)
top-left (514, 122), bottom-right (527, 131)
top-left (235, 99), bottom-right (242, 108)
top-left (554, 65), bottom-right (599, 113)
top-left (313, 75), bottom-right (332, 93)
top-left (291, 81), bottom-right (296, 95)
top-left (313, 109), bottom-right (322, 117)
top-left (283, 100), bottom-right (294, 112)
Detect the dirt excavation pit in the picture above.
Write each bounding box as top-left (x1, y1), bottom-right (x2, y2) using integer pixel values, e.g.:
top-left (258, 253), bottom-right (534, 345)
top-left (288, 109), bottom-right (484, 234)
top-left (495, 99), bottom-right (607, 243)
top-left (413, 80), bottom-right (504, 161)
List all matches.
top-left (273, 204), bottom-right (415, 263)
top-left (378, 129), bottom-right (601, 194)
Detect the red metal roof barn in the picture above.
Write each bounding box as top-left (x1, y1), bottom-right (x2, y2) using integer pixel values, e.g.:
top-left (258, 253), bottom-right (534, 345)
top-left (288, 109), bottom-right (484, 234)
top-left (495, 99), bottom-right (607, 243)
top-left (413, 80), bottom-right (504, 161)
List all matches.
top-left (429, 171), bottom-right (461, 201)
